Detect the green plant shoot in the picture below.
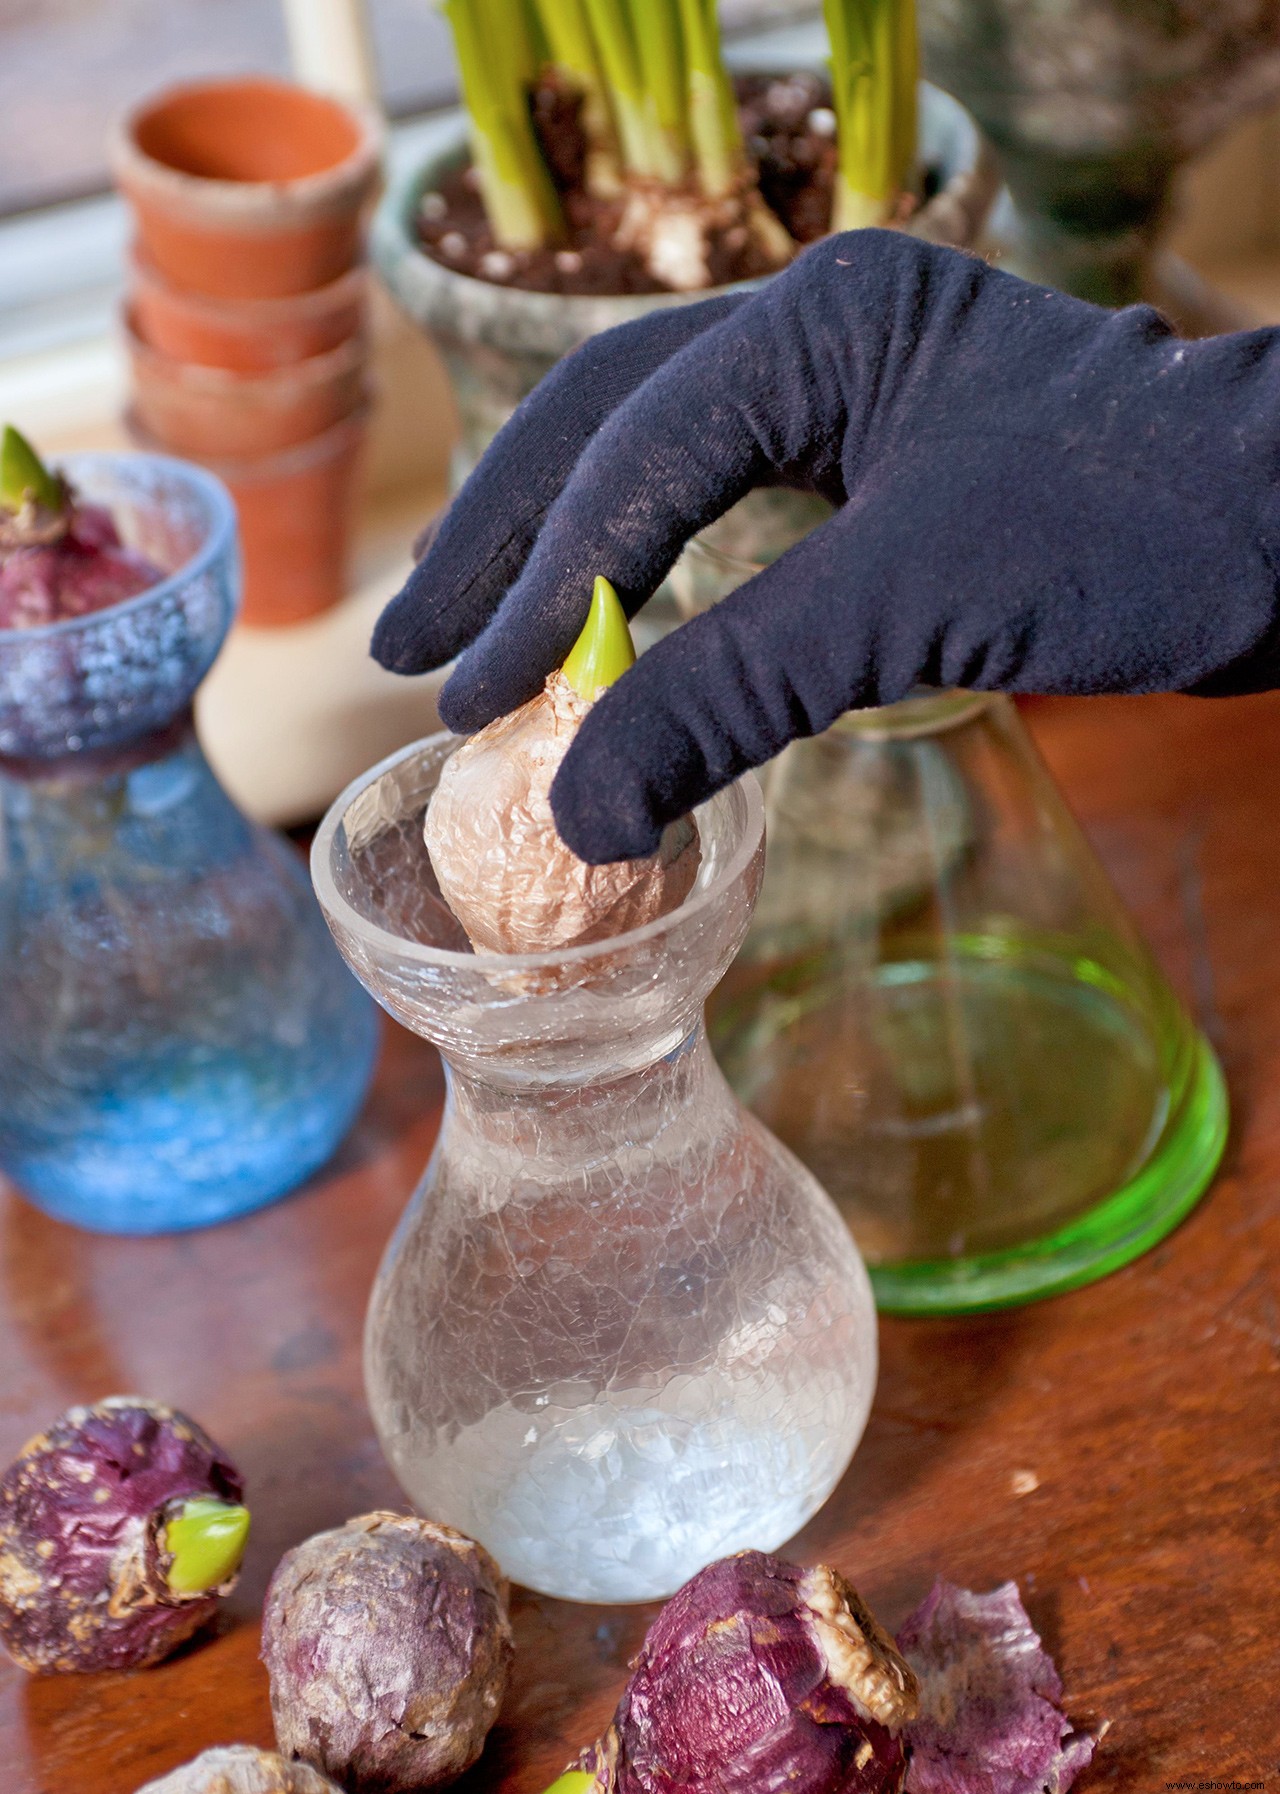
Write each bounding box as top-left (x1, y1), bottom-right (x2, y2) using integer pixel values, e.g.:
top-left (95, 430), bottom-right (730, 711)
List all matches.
top-left (531, 0), bottom-right (621, 193)
top-left (163, 1496), bottom-right (251, 1596)
top-left (580, 0), bottom-right (656, 180)
top-left (677, 0), bottom-right (745, 197)
top-left (1, 425), bottom-right (63, 516)
top-left (442, 0), bottom-right (565, 250)
top-left (562, 575), bottom-right (636, 699)
top-left (440, 0), bottom-right (797, 288)
top-left (630, 0), bottom-right (689, 186)
top-left (824, 0), bottom-right (918, 232)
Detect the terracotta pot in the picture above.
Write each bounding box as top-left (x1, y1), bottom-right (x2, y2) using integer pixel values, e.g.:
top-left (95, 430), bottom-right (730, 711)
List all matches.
top-left (130, 255), bottom-right (369, 372)
top-left (112, 78), bottom-right (383, 300)
top-left (126, 313), bottom-right (369, 458)
top-left (128, 409), bottom-right (370, 627)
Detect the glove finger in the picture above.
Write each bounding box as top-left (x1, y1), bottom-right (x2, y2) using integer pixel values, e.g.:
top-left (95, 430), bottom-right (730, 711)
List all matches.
top-left (437, 230), bottom-right (955, 728)
top-left (437, 282), bottom-right (822, 731)
top-left (370, 293), bottom-right (745, 675)
top-left (546, 502), bottom-right (911, 863)
top-left (547, 379), bottom-right (1268, 864)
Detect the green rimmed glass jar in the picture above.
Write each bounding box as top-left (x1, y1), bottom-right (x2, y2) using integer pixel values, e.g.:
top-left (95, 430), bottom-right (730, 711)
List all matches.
top-left (682, 542), bottom-right (1227, 1314)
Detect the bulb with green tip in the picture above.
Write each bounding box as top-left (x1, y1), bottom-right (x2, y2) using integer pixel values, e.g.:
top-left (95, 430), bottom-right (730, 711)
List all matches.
top-left (162, 1494), bottom-right (251, 1596)
top-left (561, 575), bottom-right (637, 700)
top-left (1, 424), bottom-right (64, 517)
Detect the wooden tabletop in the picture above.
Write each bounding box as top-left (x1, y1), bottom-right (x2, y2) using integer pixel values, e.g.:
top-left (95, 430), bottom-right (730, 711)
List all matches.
top-left (2, 691), bottom-right (1279, 1793)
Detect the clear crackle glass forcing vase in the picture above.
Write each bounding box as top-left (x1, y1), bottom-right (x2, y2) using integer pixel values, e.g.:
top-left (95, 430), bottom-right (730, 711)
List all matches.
top-left (0, 453), bottom-right (378, 1233)
top-left (312, 735), bottom-right (878, 1603)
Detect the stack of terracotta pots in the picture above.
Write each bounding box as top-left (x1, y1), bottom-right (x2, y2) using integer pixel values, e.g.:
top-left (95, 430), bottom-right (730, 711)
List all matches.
top-left (112, 78), bottom-right (383, 626)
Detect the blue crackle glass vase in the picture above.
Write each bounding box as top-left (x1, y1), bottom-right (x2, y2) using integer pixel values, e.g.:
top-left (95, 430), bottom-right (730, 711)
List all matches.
top-left (0, 453), bottom-right (378, 1233)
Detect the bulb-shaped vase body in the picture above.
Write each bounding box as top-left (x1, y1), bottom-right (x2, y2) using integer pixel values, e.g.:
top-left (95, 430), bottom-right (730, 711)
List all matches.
top-left (0, 453), bottom-right (377, 1232)
top-left (313, 737), bottom-right (877, 1602)
top-left (676, 542), bottom-right (1227, 1313)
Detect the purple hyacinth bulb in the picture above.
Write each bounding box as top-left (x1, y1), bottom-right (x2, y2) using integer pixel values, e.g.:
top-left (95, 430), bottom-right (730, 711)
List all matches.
top-left (581, 1551), bottom-right (919, 1794)
top-left (0, 1396), bottom-right (247, 1673)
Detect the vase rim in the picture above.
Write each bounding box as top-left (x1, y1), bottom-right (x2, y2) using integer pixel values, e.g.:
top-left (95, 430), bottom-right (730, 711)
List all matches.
top-left (311, 730), bottom-right (766, 977)
top-left (0, 451), bottom-right (239, 647)
top-left (110, 77), bottom-right (384, 229)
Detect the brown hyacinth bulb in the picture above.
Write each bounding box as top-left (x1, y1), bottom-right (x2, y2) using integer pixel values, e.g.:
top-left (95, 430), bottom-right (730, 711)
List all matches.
top-left (424, 576), bottom-right (700, 954)
top-left (261, 1512), bottom-right (513, 1794)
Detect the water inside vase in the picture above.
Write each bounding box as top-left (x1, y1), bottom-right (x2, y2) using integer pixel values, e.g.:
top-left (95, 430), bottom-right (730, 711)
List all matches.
top-left (383, 1371), bottom-right (855, 1604)
top-left (365, 1081), bottom-right (872, 1603)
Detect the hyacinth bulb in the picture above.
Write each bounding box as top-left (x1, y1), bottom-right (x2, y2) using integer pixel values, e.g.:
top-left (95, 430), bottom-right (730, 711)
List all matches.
top-left (137, 1747), bottom-right (342, 1794)
top-left (559, 1559), bottom-right (1104, 1794)
top-left (0, 1397), bottom-right (249, 1673)
top-left (576, 1551), bottom-right (919, 1794)
top-left (261, 1513), bottom-right (513, 1794)
top-left (425, 576), bottom-right (700, 954)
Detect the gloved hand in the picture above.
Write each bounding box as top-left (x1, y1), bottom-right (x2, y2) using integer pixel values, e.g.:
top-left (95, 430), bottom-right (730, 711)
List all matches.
top-left (373, 230), bottom-right (1280, 863)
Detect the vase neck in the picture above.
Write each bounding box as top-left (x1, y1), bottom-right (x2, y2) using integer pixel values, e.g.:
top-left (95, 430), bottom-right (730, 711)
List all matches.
top-left (0, 716), bottom-right (248, 870)
top-left (440, 1020), bottom-right (734, 1151)
top-left (0, 707), bottom-right (197, 785)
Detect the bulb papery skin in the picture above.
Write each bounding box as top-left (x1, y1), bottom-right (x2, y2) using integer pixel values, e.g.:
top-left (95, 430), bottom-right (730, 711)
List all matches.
top-left (580, 1552), bottom-right (917, 1794)
top-left (425, 673), bottom-right (700, 954)
top-left (0, 1397), bottom-right (245, 1674)
top-left (136, 1746), bottom-right (343, 1794)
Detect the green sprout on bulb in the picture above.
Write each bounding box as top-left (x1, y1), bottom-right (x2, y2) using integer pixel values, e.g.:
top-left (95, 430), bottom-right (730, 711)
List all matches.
top-left (562, 574), bottom-right (636, 699)
top-left (542, 1774), bottom-right (596, 1794)
top-left (163, 1495), bottom-right (252, 1596)
top-left (1, 425), bottom-right (64, 517)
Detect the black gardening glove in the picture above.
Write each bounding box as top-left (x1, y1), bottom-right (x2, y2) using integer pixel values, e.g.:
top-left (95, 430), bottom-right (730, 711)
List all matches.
top-left (373, 231), bottom-right (1280, 862)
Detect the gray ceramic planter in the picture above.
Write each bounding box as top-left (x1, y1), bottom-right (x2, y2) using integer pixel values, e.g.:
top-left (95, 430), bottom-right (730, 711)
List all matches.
top-left (919, 0), bottom-right (1280, 329)
top-left (374, 80), bottom-right (998, 500)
